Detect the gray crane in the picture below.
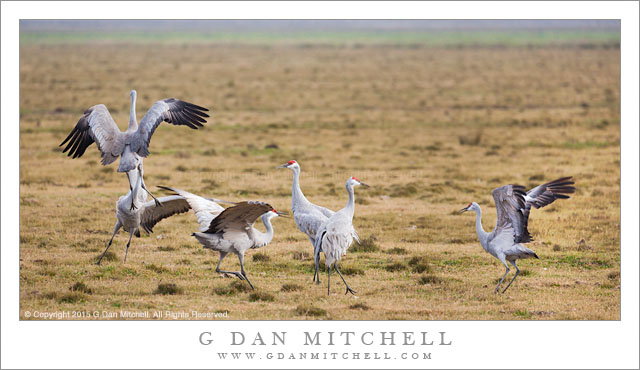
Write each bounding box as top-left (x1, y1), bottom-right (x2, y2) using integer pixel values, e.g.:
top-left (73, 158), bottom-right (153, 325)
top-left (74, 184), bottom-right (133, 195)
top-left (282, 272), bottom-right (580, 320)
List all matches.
top-left (277, 160), bottom-right (361, 284)
top-left (458, 177), bottom-right (575, 293)
top-left (96, 166), bottom-right (191, 265)
top-left (160, 187), bottom-right (287, 290)
top-left (314, 177), bottom-right (369, 295)
top-left (60, 90), bottom-right (209, 204)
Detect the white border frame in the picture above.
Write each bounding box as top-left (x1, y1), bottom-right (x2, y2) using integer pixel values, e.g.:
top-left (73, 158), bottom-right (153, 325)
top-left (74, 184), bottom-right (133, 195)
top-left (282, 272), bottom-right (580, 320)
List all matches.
top-left (2, 2), bottom-right (638, 369)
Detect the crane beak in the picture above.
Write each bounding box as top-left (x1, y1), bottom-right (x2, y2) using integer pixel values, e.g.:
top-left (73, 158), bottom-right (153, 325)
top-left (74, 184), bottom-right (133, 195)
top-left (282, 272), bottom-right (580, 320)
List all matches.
top-left (457, 207), bottom-right (469, 214)
top-left (276, 163), bottom-right (289, 169)
top-left (359, 182), bottom-right (370, 188)
top-left (276, 211), bottom-right (290, 217)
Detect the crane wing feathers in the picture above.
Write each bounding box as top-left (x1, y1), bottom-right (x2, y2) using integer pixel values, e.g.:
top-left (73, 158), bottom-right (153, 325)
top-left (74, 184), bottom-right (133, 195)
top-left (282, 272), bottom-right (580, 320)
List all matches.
top-left (132, 99), bottom-right (209, 157)
top-left (492, 177), bottom-right (574, 245)
top-left (60, 104), bottom-right (123, 164)
top-left (525, 177), bottom-right (575, 209)
top-left (206, 201), bottom-right (273, 234)
top-left (139, 195), bottom-right (190, 234)
top-left (294, 210), bottom-right (328, 239)
top-left (492, 184), bottom-right (532, 244)
top-left (157, 186), bottom-right (229, 231)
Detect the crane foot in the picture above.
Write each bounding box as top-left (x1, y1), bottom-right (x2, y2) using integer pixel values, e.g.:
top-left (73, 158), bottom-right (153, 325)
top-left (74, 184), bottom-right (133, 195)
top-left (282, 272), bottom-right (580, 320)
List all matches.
top-left (345, 287), bottom-right (357, 295)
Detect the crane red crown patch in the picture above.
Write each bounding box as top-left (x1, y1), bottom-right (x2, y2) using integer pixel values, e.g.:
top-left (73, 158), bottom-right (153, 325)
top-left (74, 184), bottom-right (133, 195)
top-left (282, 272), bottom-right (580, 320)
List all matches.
top-left (352, 176), bottom-right (360, 181)
top-left (287, 160), bottom-right (296, 165)
top-left (271, 209), bottom-right (277, 213)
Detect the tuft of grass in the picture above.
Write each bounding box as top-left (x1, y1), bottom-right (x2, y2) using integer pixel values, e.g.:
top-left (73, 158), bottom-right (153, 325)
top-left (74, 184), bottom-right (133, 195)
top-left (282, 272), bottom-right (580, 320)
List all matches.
top-left (212, 286), bottom-right (237, 296)
top-left (281, 283), bottom-right (303, 292)
top-left (519, 269), bottom-right (532, 277)
top-left (529, 174), bottom-right (545, 181)
top-left (146, 264), bottom-right (169, 274)
top-left (291, 251), bottom-right (311, 260)
top-left (175, 165), bottom-right (188, 172)
top-left (350, 235), bottom-right (379, 253)
top-left (338, 266), bottom-right (364, 276)
top-left (458, 131), bottom-right (482, 146)
top-left (553, 244), bottom-right (562, 252)
top-left (252, 253), bottom-right (271, 262)
top-left (157, 246), bottom-right (177, 252)
top-left (385, 262), bottom-right (406, 272)
top-left (385, 247), bottom-right (408, 255)
top-left (96, 251), bottom-right (116, 262)
top-left (212, 280), bottom-right (253, 296)
top-left (408, 256), bottom-right (431, 273)
top-left (349, 302), bottom-right (371, 310)
top-left (390, 184), bottom-right (418, 198)
top-left (58, 292), bottom-right (85, 304)
top-left (153, 283), bottom-right (182, 295)
top-left (249, 292), bottom-right (275, 302)
top-left (607, 271), bottom-right (620, 280)
top-left (514, 309), bottom-right (532, 319)
top-left (295, 305), bottom-right (327, 317)
top-left (418, 275), bottom-right (442, 285)
top-left (69, 282), bottom-right (92, 294)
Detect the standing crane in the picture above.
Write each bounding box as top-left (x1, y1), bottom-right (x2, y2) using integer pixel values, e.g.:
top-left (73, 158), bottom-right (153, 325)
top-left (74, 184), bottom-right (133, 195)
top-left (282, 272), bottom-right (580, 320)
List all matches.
top-left (60, 89), bottom-right (209, 204)
top-left (458, 177), bottom-right (575, 293)
top-left (314, 177), bottom-right (369, 295)
top-left (160, 187), bottom-right (287, 290)
top-left (96, 166), bottom-right (191, 265)
top-left (277, 160), bottom-right (361, 283)
top-left (277, 160), bottom-right (338, 283)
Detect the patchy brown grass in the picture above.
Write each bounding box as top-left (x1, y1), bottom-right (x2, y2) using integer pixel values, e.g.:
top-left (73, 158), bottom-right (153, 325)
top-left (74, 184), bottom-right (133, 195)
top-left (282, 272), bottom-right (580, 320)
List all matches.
top-left (19, 41), bottom-right (619, 320)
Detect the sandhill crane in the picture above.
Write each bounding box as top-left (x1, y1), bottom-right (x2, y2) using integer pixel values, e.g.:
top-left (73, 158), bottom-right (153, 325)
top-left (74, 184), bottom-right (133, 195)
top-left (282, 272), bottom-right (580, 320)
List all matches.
top-left (277, 160), bottom-right (361, 283)
top-left (60, 90), bottom-right (209, 203)
top-left (458, 177), bottom-right (575, 293)
top-left (277, 160), bottom-right (338, 283)
top-left (160, 187), bottom-right (287, 290)
top-left (314, 177), bottom-right (368, 295)
top-left (96, 166), bottom-right (191, 265)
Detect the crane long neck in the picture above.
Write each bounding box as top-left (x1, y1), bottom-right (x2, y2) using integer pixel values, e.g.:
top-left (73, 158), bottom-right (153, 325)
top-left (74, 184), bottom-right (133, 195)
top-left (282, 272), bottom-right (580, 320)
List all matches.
top-left (291, 168), bottom-right (310, 206)
top-left (344, 183), bottom-right (355, 219)
top-left (474, 207), bottom-right (489, 249)
top-left (128, 92), bottom-right (137, 130)
top-left (255, 215), bottom-right (275, 247)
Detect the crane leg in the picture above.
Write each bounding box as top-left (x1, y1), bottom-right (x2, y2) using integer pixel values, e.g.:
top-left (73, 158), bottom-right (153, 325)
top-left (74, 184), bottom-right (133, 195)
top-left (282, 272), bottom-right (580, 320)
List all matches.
top-left (327, 266), bottom-right (331, 296)
top-left (123, 230), bottom-right (134, 263)
top-left (495, 260), bottom-right (510, 294)
top-left (313, 245), bottom-right (322, 284)
top-left (215, 252), bottom-right (245, 281)
top-left (502, 260), bottom-right (520, 293)
top-left (334, 262), bottom-right (357, 295)
top-left (125, 172), bottom-right (133, 191)
top-left (97, 220), bottom-right (122, 265)
top-left (238, 253), bottom-right (254, 290)
top-left (139, 167), bottom-right (162, 207)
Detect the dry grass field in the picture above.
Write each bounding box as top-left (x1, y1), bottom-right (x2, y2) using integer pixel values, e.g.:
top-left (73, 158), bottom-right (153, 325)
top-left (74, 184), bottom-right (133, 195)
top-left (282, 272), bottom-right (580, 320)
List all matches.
top-left (19, 33), bottom-right (620, 320)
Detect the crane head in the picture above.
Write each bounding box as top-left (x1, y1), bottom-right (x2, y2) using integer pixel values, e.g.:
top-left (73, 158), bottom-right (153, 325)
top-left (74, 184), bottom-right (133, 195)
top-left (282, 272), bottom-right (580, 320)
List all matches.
top-left (457, 202), bottom-right (477, 214)
top-left (348, 176), bottom-right (370, 188)
top-left (264, 209), bottom-right (289, 219)
top-left (277, 160), bottom-right (298, 170)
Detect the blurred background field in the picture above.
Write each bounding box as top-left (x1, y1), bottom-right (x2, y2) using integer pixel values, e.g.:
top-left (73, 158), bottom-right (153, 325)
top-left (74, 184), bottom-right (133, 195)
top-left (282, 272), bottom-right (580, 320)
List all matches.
top-left (19, 20), bottom-right (620, 320)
